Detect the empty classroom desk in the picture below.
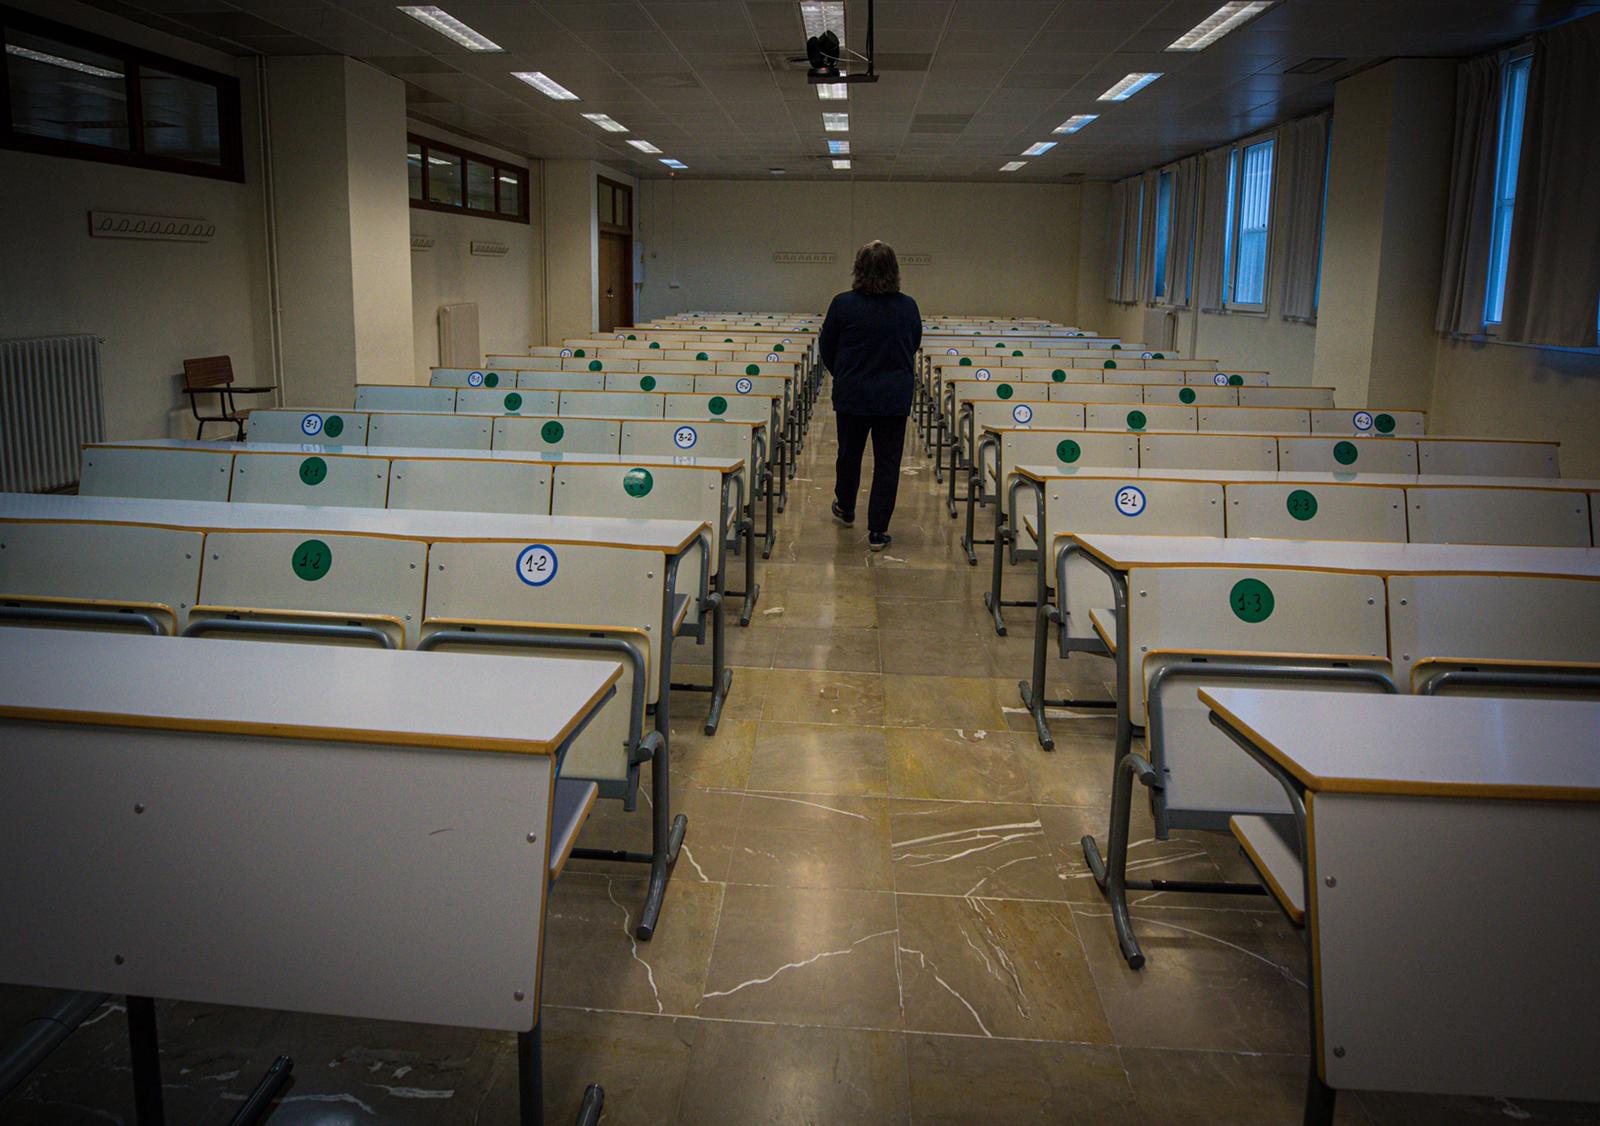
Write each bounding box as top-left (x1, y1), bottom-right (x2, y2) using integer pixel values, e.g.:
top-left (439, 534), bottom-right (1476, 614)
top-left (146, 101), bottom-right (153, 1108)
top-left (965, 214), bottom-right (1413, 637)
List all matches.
top-left (0, 626), bottom-right (620, 1125)
top-left (1200, 688), bottom-right (1600, 1125)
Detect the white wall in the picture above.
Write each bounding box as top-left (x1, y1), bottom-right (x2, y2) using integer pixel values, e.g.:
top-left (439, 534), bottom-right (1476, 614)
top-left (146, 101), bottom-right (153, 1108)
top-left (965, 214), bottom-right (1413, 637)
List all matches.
top-left (344, 60), bottom-right (413, 385)
top-left (1432, 337), bottom-right (1600, 476)
top-left (408, 123), bottom-right (542, 379)
top-left (638, 180), bottom-right (1086, 325)
top-left (543, 160), bottom-right (597, 343)
top-left (0, 0), bottom-right (269, 442)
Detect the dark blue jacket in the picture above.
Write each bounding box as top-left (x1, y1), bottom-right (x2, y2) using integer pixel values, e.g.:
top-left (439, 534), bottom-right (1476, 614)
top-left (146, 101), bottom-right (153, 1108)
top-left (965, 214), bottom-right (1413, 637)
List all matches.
top-left (820, 290), bottom-right (922, 417)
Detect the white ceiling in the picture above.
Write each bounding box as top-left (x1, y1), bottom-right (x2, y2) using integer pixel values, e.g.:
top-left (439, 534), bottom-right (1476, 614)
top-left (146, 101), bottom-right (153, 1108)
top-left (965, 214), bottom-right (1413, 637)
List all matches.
top-left (83, 0), bottom-right (1600, 180)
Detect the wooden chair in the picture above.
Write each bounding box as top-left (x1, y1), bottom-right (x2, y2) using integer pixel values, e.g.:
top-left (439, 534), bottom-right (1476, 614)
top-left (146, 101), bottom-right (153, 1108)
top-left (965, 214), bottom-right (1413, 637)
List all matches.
top-left (182, 356), bottom-right (274, 440)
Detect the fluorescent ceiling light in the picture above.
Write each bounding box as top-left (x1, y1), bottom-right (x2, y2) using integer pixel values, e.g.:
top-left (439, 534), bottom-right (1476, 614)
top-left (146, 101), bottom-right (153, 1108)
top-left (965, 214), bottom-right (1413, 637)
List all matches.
top-left (832, 158), bottom-right (851, 169)
top-left (827, 139), bottom-right (849, 154)
top-left (427, 156), bottom-right (454, 166)
top-left (816, 76), bottom-right (848, 100)
top-left (660, 158), bottom-right (688, 170)
top-left (822, 112), bottom-right (849, 131)
top-left (498, 174), bottom-right (518, 184)
top-left (1022, 141), bottom-right (1056, 156)
top-left (627, 139), bottom-right (662, 153)
top-left (799, 1), bottom-right (845, 40)
top-left (999, 161), bottom-right (1026, 172)
top-left (582, 112), bottom-right (628, 133)
top-left (511, 71), bottom-right (578, 100)
top-left (1167, 2), bottom-right (1274, 51)
top-left (5, 44), bottom-right (122, 78)
top-left (397, 6), bottom-right (502, 52)
top-left (1098, 72), bottom-right (1162, 101)
top-left (1053, 114), bottom-right (1099, 134)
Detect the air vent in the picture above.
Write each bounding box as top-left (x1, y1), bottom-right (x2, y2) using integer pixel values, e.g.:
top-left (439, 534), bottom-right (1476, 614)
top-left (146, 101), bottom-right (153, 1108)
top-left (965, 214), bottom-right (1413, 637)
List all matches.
top-left (764, 50), bottom-right (811, 72)
top-left (1283, 57), bottom-right (1345, 75)
top-left (910, 113), bottom-right (972, 134)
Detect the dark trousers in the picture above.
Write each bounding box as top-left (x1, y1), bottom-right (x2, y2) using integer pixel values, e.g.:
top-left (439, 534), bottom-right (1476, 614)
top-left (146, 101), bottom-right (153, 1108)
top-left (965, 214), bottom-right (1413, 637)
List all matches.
top-left (834, 412), bottom-right (907, 534)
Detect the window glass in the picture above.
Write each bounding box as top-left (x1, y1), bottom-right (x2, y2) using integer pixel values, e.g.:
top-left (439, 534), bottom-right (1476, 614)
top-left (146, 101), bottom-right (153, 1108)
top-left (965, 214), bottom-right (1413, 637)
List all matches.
top-left (1153, 170), bottom-right (1172, 300)
top-left (598, 181), bottom-right (615, 225)
top-left (139, 67), bottom-right (220, 164)
top-left (427, 151), bottom-right (462, 206)
top-left (1231, 138), bottom-right (1274, 306)
top-left (466, 159), bottom-right (495, 211)
top-left (1484, 54), bottom-right (1531, 326)
top-left (407, 141), bottom-right (423, 201)
top-left (5, 30), bottom-right (129, 151)
top-left (497, 170), bottom-right (522, 217)
top-left (1223, 151), bottom-right (1238, 303)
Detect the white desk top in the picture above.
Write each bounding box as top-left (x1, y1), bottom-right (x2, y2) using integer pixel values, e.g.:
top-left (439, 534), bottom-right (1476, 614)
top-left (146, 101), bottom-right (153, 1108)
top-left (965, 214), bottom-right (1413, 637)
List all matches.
top-left (0, 492), bottom-right (708, 553)
top-left (989, 425), bottom-right (1554, 447)
top-left (91, 440), bottom-right (745, 475)
top-left (1065, 533), bottom-right (1600, 578)
top-left (253, 407), bottom-right (768, 431)
top-left (0, 627), bottom-right (619, 756)
top-left (1014, 464), bottom-right (1600, 491)
top-left (1201, 688), bottom-right (1600, 801)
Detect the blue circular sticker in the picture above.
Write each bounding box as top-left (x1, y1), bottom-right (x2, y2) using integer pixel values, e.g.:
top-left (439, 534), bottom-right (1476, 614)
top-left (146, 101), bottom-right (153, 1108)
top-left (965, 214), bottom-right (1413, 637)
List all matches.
top-left (946, 347), bottom-right (958, 355)
top-left (766, 352), bottom-right (779, 362)
top-left (515, 544), bottom-right (558, 587)
top-left (559, 348), bottom-right (573, 358)
top-left (1214, 373), bottom-right (1229, 386)
top-left (736, 377), bottom-right (753, 394)
top-left (1141, 351), bottom-right (1154, 359)
top-left (1011, 403), bottom-right (1034, 424)
top-left (300, 413), bottom-right (323, 437)
top-left (673, 425), bottom-right (698, 450)
top-left (1352, 411), bottom-right (1374, 432)
top-left (975, 368), bottom-right (992, 381)
top-left (1114, 485), bottom-right (1147, 517)
top-left (467, 370), bottom-right (485, 387)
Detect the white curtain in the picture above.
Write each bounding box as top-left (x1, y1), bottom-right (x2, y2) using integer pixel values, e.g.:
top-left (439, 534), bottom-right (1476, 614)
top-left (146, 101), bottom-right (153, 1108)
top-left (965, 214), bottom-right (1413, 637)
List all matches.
top-left (1434, 55), bottom-right (1501, 337)
top-left (1501, 13), bottom-right (1600, 346)
top-left (1163, 157), bottom-right (1199, 307)
top-left (1275, 113), bottom-right (1330, 323)
top-left (1193, 146), bottom-right (1232, 313)
top-left (1116, 176), bottom-right (1142, 303)
top-left (1136, 169), bottom-right (1160, 303)
top-left (1104, 179), bottom-right (1129, 302)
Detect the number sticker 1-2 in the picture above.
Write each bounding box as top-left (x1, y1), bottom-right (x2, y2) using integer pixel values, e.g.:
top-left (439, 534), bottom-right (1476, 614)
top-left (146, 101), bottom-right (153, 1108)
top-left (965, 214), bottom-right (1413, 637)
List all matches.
top-left (516, 544), bottom-right (558, 587)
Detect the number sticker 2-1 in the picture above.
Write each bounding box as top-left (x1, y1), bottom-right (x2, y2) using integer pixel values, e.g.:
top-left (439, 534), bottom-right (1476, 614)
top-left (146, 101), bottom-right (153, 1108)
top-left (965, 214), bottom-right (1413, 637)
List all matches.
top-left (1114, 486), bottom-right (1147, 517)
top-left (516, 544), bottom-right (558, 587)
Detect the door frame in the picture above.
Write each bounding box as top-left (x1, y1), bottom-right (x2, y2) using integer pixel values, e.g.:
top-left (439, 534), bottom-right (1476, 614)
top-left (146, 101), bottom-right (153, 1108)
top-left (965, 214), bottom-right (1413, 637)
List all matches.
top-left (598, 176), bottom-right (634, 331)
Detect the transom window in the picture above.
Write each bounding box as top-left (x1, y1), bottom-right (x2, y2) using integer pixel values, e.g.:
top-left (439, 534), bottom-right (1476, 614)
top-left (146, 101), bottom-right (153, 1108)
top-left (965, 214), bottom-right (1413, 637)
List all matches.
top-left (407, 133), bottom-right (528, 224)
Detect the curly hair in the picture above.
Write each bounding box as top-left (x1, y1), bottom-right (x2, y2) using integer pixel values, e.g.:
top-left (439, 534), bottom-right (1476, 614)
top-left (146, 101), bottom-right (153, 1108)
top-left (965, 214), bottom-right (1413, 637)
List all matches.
top-left (851, 240), bottom-right (901, 295)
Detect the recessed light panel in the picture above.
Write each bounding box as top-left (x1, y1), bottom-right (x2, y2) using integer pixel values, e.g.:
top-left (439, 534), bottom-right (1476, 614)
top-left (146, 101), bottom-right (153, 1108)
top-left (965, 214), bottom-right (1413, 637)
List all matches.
top-left (627, 140), bottom-right (662, 153)
top-left (822, 113), bottom-right (849, 131)
top-left (1098, 72), bottom-right (1162, 101)
top-left (1053, 114), bottom-right (1098, 134)
top-left (511, 71), bottom-right (578, 100)
top-left (5, 44), bottom-right (122, 78)
top-left (1022, 141), bottom-right (1056, 156)
top-left (660, 158), bottom-right (688, 170)
top-left (799, 1), bottom-right (845, 39)
top-left (397, 6), bottom-right (503, 51)
top-left (816, 78), bottom-right (848, 100)
top-left (827, 139), bottom-right (850, 154)
top-left (832, 159), bottom-right (851, 169)
top-left (1167, 2), bottom-right (1274, 51)
top-left (999, 161), bottom-right (1026, 172)
top-left (582, 113), bottom-right (628, 133)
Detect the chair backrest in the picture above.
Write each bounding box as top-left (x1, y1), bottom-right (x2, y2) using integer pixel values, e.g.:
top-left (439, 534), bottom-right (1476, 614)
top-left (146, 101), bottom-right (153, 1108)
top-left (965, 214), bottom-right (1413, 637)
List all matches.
top-left (81, 446), bottom-right (234, 502)
top-left (1404, 486), bottom-right (1593, 547)
top-left (492, 416), bottom-right (623, 454)
top-left (230, 450), bottom-right (390, 509)
top-left (247, 409), bottom-right (369, 445)
top-left (0, 520), bottom-right (205, 634)
top-left (183, 356), bottom-right (234, 391)
top-left (1139, 433), bottom-right (1279, 471)
top-left (1225, 482), bottom-right (1408, 542)
top-left (388, 458), bottom-right (554, 516)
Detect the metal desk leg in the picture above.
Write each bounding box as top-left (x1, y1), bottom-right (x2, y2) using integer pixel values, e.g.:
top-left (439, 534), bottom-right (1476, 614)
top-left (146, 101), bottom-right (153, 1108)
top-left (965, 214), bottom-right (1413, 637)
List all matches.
top-left (518, 1022), bottom-right (604, 1126)
top-left (127, 997), bottom-right (164, 1126)
top-left (986, 474), bottom-right (1039, 634)
top-left (1019, 541), bottom-right (1118, 751)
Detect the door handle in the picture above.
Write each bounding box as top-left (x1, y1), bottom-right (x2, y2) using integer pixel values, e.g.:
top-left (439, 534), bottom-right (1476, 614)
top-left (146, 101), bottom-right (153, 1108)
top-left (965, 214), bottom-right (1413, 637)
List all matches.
top-left (605, 288), bottom-right (615, 298)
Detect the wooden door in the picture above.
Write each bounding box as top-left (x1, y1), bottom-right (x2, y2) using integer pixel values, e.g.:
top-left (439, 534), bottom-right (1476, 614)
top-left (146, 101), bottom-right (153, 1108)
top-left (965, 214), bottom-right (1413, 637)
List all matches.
top-left (599, 231), bottom-right (631, 332)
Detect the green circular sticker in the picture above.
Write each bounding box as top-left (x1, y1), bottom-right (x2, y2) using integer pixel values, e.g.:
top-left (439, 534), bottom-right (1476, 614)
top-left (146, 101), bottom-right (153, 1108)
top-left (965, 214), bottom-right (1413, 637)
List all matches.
top-left (959, 357), bottom-right (972, 367)
top-left (627, 334), bottom-right (637, 341)
top-left (649, 341), bottom-right (660, 349)
top-left (640, 375), bottom-right (657, 391)
top-left (696, 351), bottom-right (709, 361)
top-left (504, 392), bottom-right (523, 412)
top-left (1228, 374), bottom-right (1244, 386)
top-left (623, 467), bottom-right (654, 497)
top-left (1374, 413), bottom-right (1396, 434)
top-left (996, 383), bottom-right (1014, 400)
top-left (588, 359), bottom-right (603, 372)
top-left (291, 538), bottom-right (331, 583)
top-left (541, 420), bottom-right (564, 444)
top-left (1111, 344), bottom-right (1122, 350)
top-left (298, 456), bottom-right (327, 486)
top-left (745, 364), bottom-right (760, 375)
top-left (1333, 440), bottom-right (1359, 466)
top-left (1179, 388), bottom-right (1196, 404)
top-left (1286, 489), bottom-right (1318, 521)
top-left (1104, 360), bottom-right (1117, 370)
top-left (1153, 352), bottom-right (1165, 360)
top-left (774, 344), bottom-right (785, 352)
top-left (1230, 578), bottom-right (1275, 623)
top-left (709, 395), bottom-right (728, 415)
top-left (724, 337), bottom-right (733, 343)
top-left (485, 372), bottom-right (500, 388)
top-left (1051, 369), bottom-right (1067, 382)
top-left (323, 415), bottom-right (344, 439)
top-left (574, 348), bottom-right (585, 357)
top-left (1011, 350), bottom-right (1023, 357)
top-left (1127, 409), bottom-right (1147, 431)
top-left (1056, 439), bottom-right (1082, 464)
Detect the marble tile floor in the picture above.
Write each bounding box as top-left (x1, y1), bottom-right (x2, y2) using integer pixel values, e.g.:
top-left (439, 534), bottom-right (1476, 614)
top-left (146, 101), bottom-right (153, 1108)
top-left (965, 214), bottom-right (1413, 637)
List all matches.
top-left (3, 411), bottom-right (1597, 1125)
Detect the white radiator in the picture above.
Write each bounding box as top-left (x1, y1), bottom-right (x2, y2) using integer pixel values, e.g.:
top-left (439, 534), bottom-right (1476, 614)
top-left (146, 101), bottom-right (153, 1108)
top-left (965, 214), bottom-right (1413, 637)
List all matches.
top-left (438, 303), bottom-right (481, 368)
top-left (0, 334), bottom-right (104, 492)
top-left (1142, 307), bottom-right (1179, 352)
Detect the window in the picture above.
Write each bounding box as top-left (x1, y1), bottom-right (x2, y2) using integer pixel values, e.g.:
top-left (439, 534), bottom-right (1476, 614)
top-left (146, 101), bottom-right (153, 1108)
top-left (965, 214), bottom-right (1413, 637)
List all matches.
top-left (598, 175), bottom-right (631, 233)
top-left (1, 8), bottom-right (242, 179)
top-left (1228, 137), bottom-right (1275, 308)
top-left (1152, 169), bottom-right (1173, 300)
top-left (1314, 125), bottom-right (1331, 312)
top-left (1483, 53), bottom-right (1532, 327)
top-left (407, 133), bottom-right (527, 224)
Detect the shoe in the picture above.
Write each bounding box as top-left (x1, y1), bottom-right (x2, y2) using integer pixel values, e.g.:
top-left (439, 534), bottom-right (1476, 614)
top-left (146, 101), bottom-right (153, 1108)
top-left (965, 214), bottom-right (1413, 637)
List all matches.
top-left (831, 501), bottom-right (855, 527)
top-left (868, 532), bottom-right (892, 551)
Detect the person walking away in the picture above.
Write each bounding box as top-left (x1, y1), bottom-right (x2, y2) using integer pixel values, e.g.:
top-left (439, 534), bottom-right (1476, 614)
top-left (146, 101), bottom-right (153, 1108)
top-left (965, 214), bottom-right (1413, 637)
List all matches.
top-left (821, 240), bottom-right (922, 551)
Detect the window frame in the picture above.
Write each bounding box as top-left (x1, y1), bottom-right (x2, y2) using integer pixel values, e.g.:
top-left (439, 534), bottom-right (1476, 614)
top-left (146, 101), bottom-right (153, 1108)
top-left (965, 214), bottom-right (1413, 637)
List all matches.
top-left (597, 174), bottom-right (632, 234)
top-left (1150, 167), bottom-right (1173, 303)
top-left (1482, 49), bottom-right (1533, 335)
top-left (1224, 132), bottom-right (1276, 314)
top-left (407, 132), bottom-right (529, 225)
top-left (0, 4), bottom-right (243, 181)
